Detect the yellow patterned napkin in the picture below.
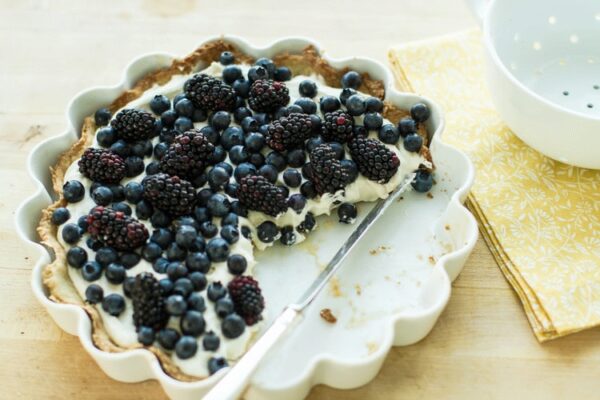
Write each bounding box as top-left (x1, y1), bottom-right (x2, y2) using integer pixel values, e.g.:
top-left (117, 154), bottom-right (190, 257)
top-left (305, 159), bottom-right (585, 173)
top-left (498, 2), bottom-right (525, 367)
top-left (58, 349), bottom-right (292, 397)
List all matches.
top-left (389, 29), bottom-right (600, 341)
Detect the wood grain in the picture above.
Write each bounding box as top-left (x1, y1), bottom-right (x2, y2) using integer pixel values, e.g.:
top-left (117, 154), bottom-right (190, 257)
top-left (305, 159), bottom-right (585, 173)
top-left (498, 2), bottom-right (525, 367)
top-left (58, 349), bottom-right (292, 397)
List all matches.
top-left (2, 1), bottom-right (598, 399)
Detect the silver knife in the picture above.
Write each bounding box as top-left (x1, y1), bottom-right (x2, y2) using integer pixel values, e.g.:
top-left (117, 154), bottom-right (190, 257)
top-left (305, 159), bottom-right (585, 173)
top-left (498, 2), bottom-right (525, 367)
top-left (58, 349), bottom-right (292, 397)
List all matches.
top-left (204, 177), bottom-right (414, 400)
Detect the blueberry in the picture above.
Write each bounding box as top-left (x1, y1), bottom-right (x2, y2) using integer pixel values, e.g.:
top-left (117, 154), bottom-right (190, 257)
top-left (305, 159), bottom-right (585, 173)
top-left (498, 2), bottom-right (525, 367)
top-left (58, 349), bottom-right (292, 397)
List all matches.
top-left (191, 172), bottom-right (208, 188)
top-left (364, 112), bottom-right (384, 130)
top-left (175, 335), bottom-right (197, 359)
top-left (82, 261), bottom-right (103, 281)
top-left (153, 142), bottom-right (169, 160)
top-left (63, 180), bottom-right (85, 203)
top-left (233, 107), bottom-right (252, 123)
top-left (280, 226), bottom-right (296, 245)
top-left (166, 294), bottom-right (187, 316)
top-left (167, 242), bottom-right (187, 261)
top-left (206, 238), bottom-right (230, 262)
top-left (338, 203), bottom-right (357, 224)
top-left (412, 170), bottom-right (433, 193)
top-left (281, 169), bottom-right (302, 189)
top-left (298, 212), bottom-right (316, 233)
top-left (137, 326), bottom-right (155, 346)
top-left (339, 88), bottom-right (356, 105)
top-left (188, 292), bottom-right (206, 312)
top-left (192, 108), bottom-right (207, 123)
top-left (403, 133), bottom-right (423, 152)
top-left (173, 98), bottom-right (194, 118)
top-left (287, 149), bottom-right (306, 168)
top-left (220, 225), bottom-right (239, 246)
top-left (187, 250), bottom-right (211, 272)
top-left (95, 247), bottom-right (118, 266)
top-left (222, 65), bottom-right (242, 85)
top-left (125, 156), bottom-right (145, 177)
top-left (86, 237), bottom-right (102, 251)
top-left (345, 94), bottom-right (366, 116)
top-left (215, 297), bottom-right (234, 318)
top-left (159, 128), bottom-right (176, 144)
top-left (110, 140), bottom-right (130, 158)
top-left (196, 188), bottom-right (214, 207)
top-left (166, 261), bottom-right (188, 280)
top-left (175, 225), bottom-right (197, 250)
top-left (180, 310), bottom-right (205, 337)
top-left (77, 215), bottom-right (89, 231)
top-left (398, 117), bottom-right (417, 137)
top-left (341, 71), bottom-right (362, 89)
top-left (173, 93), bottom-right (187, 106)
top-left (209, 145), bottom-right (227, 164)
top-left (200, 221), bottom-right (218, 238)
top-left (220, 51), bottom-right (234, 65)
top-left (102, 293), bottom-right (125, 316)
top-left (203, 331), bottom-right (220, 351)
top-left (94, 108), bottom-right (111, 126)
top-left (248, 66), bottom-right (268, 82)
top-left (122, 277), bottom-right (136, 298)
top-left (208, 356), bottom-right (228, 375)
top-left (123, 182), bottom-right (143, 204)
top-left (130, 140), bottom-right (151, 158)
top-left (306, 137), bottom-right (324, 153)
top-left (229, 145), bottom-right (249, 165)
top-left (287, 194), bottom-right (306, 213)
top-left (253, 112), bottom-right (270, 125)
top-left (105, 263), bottom-right (126, 284)
top-left (320, 96), bottom-right (341, 113)
top-left (257, 221), bottom-right (278, 243)
top-left (301, 163), bottom-right (314, 180)
top-left (341, 159), bottom-right (358, 183)
top-left (221, 212), bottom-right (239, 226)
top-left (150, 94), bottom-right (171, 115)
top-left (258, 164), bottom-right (278, 184)
top-left (225, 182), bottom-right (239, 198)
top-left (233, 79), bottom-right (251, 98)
top-left (51, 207), bottom-right (70, 225)
top-left (353, 124), bottom-right (367, 137)
top-left (142, 242), bottom-right (162, 261)
top-left (152, 258), bottom-right (169, 273)
top-left (230, 201), bottom-right (248, 217)
top-left (173, 277), bottom-right (194, 298)
top-left (208, 166), bottom-right (231, 189)
top-left (90, 186), bottom-right (112, 206)
top-left (378, 124), bottom-right (400, 144)
top-left (255, 57), bottom-right (276, 77)
top-left (111, 202), bottom-right (132, 215)
top-left (222, 314), bottom-right (246, 339)
top-left (211, 111), bottom-right (231, 131)
top-left (189, 272), bottom-right (208, 292)
top-left (158, 277), bottom-right (174, 292)
top-left (207, 281), bottom-right (227, 302)
top-left (227, 254), bottom-right (247, 275)
top-left (67, 246), bottom-right (87, 268)
top-left (232, 164), bottom-right (255, 184)
top-left (274, 66), bottom-right (292, 81)
top-left (193, 206), bottom-right (211, 223)
top-left (96, 127), bottom-right (117, 147)
top-left (214, 161), bottom-right (233, 175)
top-left (220, 126), bottom-right (244, 149)
top-left (135, 200), bottom-right (153, 220)
top-left (328, 142), bottom-right (345, 160)
top-left (410, 102), bottom-right (430, 123)
top-left (299, 79), bottom-right (318, 97)
top-left (244, 133), bottom-right (265, 154)
top-left (174, 116), bottom-right (193, 133)
top-left (120, 252), bottom-right (141, 269)
top-left (294, 98), bottom-right (317, 114)
top-left (151, 210), bottom-right (171, 228)
top-left (85, 284), bottom-right (103, 304)
top-left (157, 328), bottom-right (180, 350)
top-left (62, 223), bottom-right (81, 244)
top-left (264, 151), bottom-right (286, 172)
top-left (365, 97), bottom-right (384, 112)
top-left (200, 125), bottom-right (220, 144)
top-left (300, 181), bottom-right (317, 199)
top-left (241, 226), bottom-right (252, 239)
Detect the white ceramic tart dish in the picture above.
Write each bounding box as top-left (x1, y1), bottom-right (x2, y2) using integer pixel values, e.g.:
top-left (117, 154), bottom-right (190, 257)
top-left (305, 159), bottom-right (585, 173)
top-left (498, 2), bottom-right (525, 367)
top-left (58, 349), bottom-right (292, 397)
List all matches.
top-left (16, 36), bottom-right (477, 400)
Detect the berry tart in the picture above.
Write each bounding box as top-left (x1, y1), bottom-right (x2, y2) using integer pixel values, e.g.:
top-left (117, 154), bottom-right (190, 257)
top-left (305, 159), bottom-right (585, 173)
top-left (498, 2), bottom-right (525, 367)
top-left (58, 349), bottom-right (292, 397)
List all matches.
top-left (38, 40), bottom-right (433, 381)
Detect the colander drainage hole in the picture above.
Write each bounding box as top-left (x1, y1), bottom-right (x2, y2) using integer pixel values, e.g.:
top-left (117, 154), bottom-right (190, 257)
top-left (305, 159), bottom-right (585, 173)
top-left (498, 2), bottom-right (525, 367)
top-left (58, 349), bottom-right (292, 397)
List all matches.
top-left (587, 104), bottom-right (594, 109)
top-left (563, 91), bottom-right (569, 96)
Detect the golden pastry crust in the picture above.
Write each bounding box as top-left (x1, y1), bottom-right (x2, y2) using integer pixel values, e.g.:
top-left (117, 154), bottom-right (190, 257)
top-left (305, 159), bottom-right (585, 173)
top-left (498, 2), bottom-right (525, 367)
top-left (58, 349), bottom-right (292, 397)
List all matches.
top-left (37, 38), bottom-right (431, 382)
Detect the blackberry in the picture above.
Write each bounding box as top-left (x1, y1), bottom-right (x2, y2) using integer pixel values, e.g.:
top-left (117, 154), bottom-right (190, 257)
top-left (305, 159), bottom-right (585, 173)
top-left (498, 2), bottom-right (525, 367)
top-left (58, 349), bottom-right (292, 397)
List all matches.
top-left (348, 136), bottom-right (400, 183)
top-left (265, 113), bottom-right (313, 152)
top-left (142, 173), bottom-right (196, 216)
top-left (86, 206), bottom-right (149, 251)
top-left (184, 73), bottom-right (236, 112)
top-left (159, 130), bottom-right (214, 179)
top-left (227, 276), bottom-right (265, 326)
top-left (248, 80), bottom-right (290, 113)
top-left (110, 109), bottom-right (156, 142)
top-left (78, 148), bottom-right (126, 184)
top-left (308, 144), bottom-right (350, 194)
top-left (321, 110), bottom-right (354, 143)
top-left (236, 175), bottom-right (288, 217)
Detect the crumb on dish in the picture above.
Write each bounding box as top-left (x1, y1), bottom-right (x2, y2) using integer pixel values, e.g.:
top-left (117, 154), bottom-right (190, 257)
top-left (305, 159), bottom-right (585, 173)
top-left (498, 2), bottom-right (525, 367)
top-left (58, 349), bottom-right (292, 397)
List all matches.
top-left (320, 308), bottom-right (337, 324)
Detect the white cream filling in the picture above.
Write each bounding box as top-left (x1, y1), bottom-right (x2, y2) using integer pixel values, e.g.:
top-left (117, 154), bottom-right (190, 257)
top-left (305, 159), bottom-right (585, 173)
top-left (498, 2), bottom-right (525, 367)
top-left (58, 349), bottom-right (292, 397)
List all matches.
top-left (57, 61), bottom-right (429, 378)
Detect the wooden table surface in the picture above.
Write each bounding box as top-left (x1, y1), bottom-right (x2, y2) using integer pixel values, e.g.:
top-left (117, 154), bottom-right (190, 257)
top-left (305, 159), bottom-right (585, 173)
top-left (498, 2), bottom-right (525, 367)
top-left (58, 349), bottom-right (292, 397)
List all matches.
top-left (2, 1), bottom-right (600, 399)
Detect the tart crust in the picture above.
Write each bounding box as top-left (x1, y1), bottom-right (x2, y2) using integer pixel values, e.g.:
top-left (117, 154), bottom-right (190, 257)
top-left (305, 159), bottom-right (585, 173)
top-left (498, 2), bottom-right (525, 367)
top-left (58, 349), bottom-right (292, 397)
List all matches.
top-left (37, 39), bottom-right (431, 382)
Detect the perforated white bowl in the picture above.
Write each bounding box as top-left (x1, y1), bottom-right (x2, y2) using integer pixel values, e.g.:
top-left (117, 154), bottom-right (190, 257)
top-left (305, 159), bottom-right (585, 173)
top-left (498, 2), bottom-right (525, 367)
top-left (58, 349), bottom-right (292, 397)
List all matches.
top-left (15, 36), bottom-right (478, 400)
top-left (469, 0), bottom-right (600, 169)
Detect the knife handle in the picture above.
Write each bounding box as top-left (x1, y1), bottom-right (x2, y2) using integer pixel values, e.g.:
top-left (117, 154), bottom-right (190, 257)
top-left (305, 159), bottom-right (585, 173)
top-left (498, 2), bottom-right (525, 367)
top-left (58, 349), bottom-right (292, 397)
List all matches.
top-left (203, 306), bottom-right (302, 400)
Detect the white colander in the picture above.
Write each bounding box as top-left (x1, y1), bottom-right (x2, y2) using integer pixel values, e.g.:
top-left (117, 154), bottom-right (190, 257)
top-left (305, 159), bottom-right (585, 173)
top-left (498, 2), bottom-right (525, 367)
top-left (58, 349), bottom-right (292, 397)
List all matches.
top-left (469, 0), bottom-right (600, 169)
